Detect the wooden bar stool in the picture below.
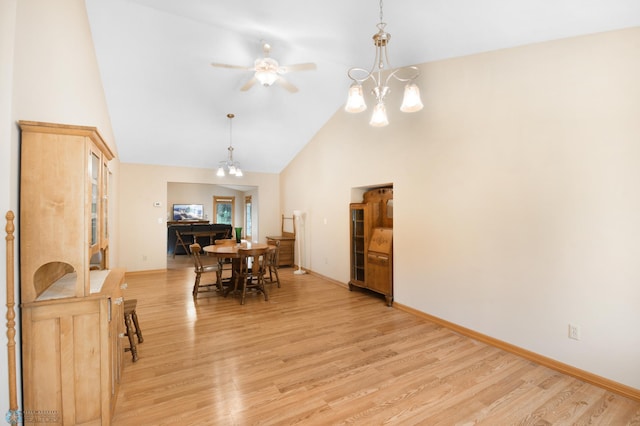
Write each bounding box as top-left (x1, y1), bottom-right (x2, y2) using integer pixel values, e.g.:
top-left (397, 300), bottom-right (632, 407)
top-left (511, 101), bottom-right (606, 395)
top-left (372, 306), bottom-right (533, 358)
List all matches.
top-left (123, 299), bottom-right (144, 362)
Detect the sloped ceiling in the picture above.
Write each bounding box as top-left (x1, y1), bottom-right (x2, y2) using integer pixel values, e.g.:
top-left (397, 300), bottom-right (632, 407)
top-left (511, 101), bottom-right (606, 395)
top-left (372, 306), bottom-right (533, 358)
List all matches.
top-left (85, 0), bottom-right (640, 174)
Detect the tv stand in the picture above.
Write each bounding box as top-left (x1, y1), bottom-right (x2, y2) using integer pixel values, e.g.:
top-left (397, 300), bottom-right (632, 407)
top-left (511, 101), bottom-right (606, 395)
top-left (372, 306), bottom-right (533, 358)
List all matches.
top-left (167, 220), bottom-right (209, 226)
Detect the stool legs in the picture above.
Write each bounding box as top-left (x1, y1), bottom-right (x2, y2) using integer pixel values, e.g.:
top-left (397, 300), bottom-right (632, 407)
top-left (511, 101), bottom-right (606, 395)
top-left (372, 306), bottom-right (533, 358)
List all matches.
top-left (124, 299), bottom-right (143, 362)
top-left (124, 312), bottom-right (139, 362)
top-left (131, 310), bottom-right (144, 343)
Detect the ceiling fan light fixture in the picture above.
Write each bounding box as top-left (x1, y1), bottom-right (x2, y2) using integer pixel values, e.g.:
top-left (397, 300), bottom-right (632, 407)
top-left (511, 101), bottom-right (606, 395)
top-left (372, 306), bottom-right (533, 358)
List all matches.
top-left (255, 69), bottom-right (278, 86)
top-left (254, 57), bottom-right (279, 86)
top-left (346, 0), bottom-right (423, 126)
top-left (211, 41), bottom-right (316, 93)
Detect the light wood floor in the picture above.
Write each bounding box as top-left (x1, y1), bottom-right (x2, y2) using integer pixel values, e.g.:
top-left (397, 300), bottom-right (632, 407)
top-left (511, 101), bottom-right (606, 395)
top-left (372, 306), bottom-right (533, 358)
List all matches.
top-left (113, 262), bottom-right (640, 425)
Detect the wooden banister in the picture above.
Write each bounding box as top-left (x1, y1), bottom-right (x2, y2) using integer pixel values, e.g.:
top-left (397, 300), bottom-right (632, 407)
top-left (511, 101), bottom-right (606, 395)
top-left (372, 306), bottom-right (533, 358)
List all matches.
top-left (5, 211), bottom-right (19, 424)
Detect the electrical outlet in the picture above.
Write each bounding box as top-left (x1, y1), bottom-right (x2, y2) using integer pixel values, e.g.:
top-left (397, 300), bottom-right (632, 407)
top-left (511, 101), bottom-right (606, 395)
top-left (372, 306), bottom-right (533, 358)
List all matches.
top-left (568, 324), bottom-right (581, 340)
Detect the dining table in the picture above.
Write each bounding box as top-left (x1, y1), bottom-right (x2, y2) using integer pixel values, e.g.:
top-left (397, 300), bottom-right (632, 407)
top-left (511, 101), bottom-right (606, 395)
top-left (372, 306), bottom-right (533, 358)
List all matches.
top-left (202, 242), bottom-right (272, 295)
top-left (202, 241), bottom-right (270, 259)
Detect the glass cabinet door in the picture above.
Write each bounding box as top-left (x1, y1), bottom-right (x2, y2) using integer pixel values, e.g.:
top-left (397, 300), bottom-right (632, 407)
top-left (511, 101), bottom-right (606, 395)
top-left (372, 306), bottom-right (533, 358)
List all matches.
top-left (350, 203), bottom-right (367, 285)
top-left (102, 160), bottom-right (109, 242)
top-left (90, 151), bottom-right (100, 250)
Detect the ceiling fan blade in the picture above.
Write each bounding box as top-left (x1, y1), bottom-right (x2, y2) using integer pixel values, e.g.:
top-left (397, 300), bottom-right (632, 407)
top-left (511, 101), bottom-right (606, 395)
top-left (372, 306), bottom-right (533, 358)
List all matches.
top-left (278, 62), bottom-right (317, 73)
top-left (240, 77), bottom-right (258, 91)
top-left (211, 62), bottom-right (252, 71)
top-left (276, 76), bottom-right (298, 93)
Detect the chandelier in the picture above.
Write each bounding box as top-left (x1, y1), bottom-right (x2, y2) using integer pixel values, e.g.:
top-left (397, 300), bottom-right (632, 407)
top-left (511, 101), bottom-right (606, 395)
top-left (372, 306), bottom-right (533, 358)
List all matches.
top-left (216, 113), bottom-right (243, 177)
top-left (345, 0), bottom-right (423, 127)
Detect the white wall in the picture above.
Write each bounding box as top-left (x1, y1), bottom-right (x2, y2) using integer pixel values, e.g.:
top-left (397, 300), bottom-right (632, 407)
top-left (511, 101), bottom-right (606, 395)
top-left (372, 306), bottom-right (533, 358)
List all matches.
top-left (0, 0), bottom-right (18, 417)
top-left (281, 27), bottom-right (640, 390)
top-left (118, 163), bottom-right (279, 271)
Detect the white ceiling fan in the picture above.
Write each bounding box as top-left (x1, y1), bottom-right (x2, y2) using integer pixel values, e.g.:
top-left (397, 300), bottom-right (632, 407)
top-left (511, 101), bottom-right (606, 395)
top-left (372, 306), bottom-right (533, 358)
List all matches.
top-left (211, 42), bottom-right (316, 93)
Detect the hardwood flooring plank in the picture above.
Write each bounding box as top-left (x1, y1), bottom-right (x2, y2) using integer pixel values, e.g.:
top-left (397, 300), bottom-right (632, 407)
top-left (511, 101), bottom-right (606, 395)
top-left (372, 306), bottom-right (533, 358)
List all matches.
top-left (112, 266), bottom-right (640, 425)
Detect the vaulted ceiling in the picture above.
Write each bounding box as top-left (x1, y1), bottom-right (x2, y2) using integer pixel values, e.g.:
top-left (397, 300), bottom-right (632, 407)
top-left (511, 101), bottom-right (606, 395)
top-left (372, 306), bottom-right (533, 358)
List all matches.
top-left (85, 0), bottom-right (640, 174)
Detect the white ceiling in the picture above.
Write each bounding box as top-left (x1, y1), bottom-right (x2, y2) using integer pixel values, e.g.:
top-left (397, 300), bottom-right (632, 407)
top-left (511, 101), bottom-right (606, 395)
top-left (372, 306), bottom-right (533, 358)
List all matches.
top-left (85, 0), bottom-right (640, 174)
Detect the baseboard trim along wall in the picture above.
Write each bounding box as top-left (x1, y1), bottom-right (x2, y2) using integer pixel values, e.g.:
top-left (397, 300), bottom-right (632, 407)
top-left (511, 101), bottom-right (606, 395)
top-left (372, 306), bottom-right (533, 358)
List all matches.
top-left (395, 302), bottom-right (640, 403)
top-left (227, 266), bottom-right (639, 402)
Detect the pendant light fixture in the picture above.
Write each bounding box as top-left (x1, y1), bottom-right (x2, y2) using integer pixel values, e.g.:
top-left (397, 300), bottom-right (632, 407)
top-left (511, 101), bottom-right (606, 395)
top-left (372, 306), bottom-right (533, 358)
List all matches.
top-left (345, 0), bottom-right (423, 127)
top-left (216, 113), bottom-right (243, 177)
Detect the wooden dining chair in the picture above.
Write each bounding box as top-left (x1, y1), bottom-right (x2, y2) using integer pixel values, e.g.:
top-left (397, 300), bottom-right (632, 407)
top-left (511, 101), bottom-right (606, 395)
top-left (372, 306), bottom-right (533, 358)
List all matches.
top-left (265, 241), bottom-right (281, 288)
top-left (234, 247), bottom-right (269, 305)
top-left (173, 229), bottom-right (191, 258)
top-left (190, 243), bottom-right (222, 297)
top-left (214, 238), bottom-right (236, 286)
top-left (214, 238), bottom-right (236, 246)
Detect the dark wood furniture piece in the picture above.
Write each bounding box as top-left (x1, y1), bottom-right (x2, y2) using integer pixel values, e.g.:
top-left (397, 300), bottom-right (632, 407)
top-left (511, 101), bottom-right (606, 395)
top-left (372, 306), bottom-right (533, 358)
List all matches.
top-left (168, 223), bottom-right (232, 256)
top-left (266, 215), bottom-right (295, 267)
top-left (349, 187), bottom-right (394, 306)
top-left (167, 219), bottom-right (209, 226)
top-left (123, 299), bottom-right (144, 362)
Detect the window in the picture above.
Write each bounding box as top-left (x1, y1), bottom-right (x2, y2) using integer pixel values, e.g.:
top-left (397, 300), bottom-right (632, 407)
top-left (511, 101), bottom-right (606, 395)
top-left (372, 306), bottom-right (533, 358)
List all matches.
top-left (213, 196), bottom-right (235, 225)
top-left (244, 196), bottom-right (252, 240)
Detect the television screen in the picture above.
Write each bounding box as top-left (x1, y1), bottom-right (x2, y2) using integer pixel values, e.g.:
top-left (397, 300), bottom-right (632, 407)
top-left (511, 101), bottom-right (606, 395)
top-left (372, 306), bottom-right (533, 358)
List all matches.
top-left (172, 204), bottom-right (204, 221)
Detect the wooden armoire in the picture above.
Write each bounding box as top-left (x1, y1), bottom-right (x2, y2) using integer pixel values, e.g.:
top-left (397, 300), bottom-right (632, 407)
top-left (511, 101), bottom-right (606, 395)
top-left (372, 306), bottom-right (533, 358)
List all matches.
top-left (19, 121), bottom-right (125, 425)
top-left (349, 187), bottom-right (393, 306)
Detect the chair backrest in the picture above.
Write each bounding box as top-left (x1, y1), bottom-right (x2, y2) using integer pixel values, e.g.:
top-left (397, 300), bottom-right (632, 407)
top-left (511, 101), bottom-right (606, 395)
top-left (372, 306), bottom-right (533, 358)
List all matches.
top-left (189, 243), bottom-right (204, 272)
top-left (238, 247), bottom-right (267, 276)
top-left (266, 240), bottom-right (280, 267)
top-left (215, 239), bottom-right (236, 246)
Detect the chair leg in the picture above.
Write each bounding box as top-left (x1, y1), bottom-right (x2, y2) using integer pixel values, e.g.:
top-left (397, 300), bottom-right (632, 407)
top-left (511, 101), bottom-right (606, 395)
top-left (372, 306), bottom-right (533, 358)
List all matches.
top-left (240, 277), bottom-right (247, 305)
top-left (260, 276), bottom-right (269, 301)
top-left (272, 267), bottom-right (280, 288)
top-left (124, 313), bottom-right (139, 362)
top-left (131, 310), bottom-right (144, 343)
top-left (216, 266), bottom-right (224, 292)
top-left (192, 272), bottom-right (201, 297)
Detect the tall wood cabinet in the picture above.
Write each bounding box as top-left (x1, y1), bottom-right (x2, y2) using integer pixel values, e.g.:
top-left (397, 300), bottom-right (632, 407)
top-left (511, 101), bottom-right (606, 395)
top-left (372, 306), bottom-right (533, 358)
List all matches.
top-left (19, 121), bottom-right (124, 425)
top-left (349, 187), bottom-right (394, 306)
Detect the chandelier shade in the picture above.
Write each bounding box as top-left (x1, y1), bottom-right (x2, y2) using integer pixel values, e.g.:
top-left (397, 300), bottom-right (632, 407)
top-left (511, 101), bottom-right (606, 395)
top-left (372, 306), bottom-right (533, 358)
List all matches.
top-left (345, 0), bottom-right (423, 126)
top-left (216, 113), bottom-right (243, 177)
top-left (345, 83), bottom-right (367, 113)
top-left (370, 102), bottom-right (389, 127)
